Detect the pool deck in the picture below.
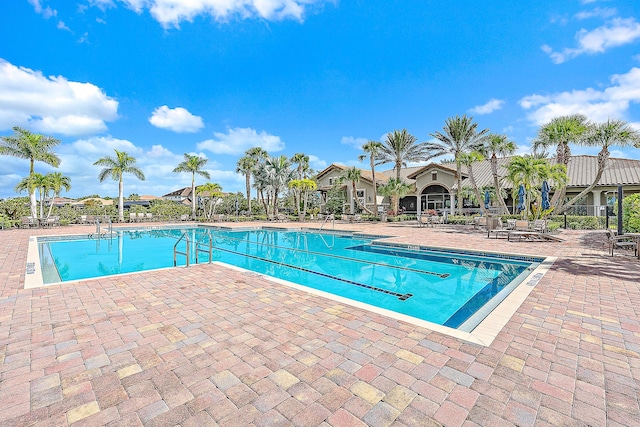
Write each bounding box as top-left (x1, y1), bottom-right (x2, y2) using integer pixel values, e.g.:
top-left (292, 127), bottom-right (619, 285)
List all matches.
top-left (1, 221), bottom-right (639, 426)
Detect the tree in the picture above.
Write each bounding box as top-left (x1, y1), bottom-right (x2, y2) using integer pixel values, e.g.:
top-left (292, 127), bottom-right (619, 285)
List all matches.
top-left (457, 151), bottom-right (487, 215)
top-left (559, 119), bottom-right (640, 215)
top-left (45, 172), bottom-right (71, 218)
top-left (426, 115), bottom-right (489, 215)
top-left (505, 155), bottom-right (567, 219)
top-left (532, 114), bottom-right (589, 209)
top-left (290, 153), bottom-right (310, 215)
top-left (173, 154), bottom-right (211, 219)
top-left (15, 173), bottom-right (47, 219)
top-left (0, 126), bottom-right (61, 218)
top-left (376, 129), bottom-right (431, 180)
top-left (258, 155), bottom-right (292, 215)
top-left (378, 178), bottom-right (413, 216)
top-left (196, 182), bottom-right (223, 219)
top-left (339, 167), bottom-right (375, 215)
top-left (358, 141), bottom-right (383, 216)
top-left (94, 149), bottom-right (146, 222)
top-left (246, 147), bottom-right (269, 214)
top-left (236, 155), bottom-right (256, 213)
top-left (486, 133), bottom-right (517, 214)
top-left (288, 178), bottom-right (317, 220)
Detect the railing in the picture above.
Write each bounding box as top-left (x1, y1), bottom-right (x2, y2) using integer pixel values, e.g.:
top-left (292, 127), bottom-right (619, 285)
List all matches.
top-left (319, 214), bottom-right (335, 231)
top-left (173, 230), bottom-right (213, 267)
top-left (89, 217), bottom-right (113, 239)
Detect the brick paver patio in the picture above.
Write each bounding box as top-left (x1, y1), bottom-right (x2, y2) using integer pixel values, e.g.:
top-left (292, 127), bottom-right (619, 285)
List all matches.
top-left (1, 222), bottom-right (639, 426)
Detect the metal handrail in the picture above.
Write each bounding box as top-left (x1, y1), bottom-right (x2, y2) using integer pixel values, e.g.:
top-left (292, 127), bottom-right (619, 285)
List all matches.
top-left (174, 230), bottom-right (214, 267)
top-left (173, 232), bottom-right (190, 267)
top-left (319, 214), bottom-right (335, 231)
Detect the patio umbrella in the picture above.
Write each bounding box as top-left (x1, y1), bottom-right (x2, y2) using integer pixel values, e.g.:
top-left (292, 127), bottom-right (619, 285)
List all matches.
top-left (541, 180), bottom-right (551, 210)
top-left (484, 190), bottom-right (491, 210)
top-left (516, 184), bottom-right (526, 213)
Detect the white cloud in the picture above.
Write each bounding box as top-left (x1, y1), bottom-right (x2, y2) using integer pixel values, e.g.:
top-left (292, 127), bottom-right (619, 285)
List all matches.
top-left (543, 17), bottom-right (640, 64)
top-left (340, 136), bottom-right (367, 149)
top-left (113, 0), bottom-right (326, 28)
top-left (57, 21), bottom-right (71, 31)
top-left (149, 106), bottom-right (204, 133)
top-left (468, 98), bottom-right (505, 115)
top-left (308, 154), bottom-right (327, 171)
top-left (197, 127), bottom-right (285, 155)
top-left (519, 67), bottom-right (640, 125)
top-left (574, 7), bottom-right (617, 20)
top-left (0, 59), bottom-right (118, 135)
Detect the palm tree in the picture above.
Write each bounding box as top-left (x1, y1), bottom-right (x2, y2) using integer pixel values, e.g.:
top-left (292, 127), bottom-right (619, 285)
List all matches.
top-left (45, 172), bottom-right (71, 218)
top-left (262, 155), bottom-right (292, 215)
top-left (457, 151), bottom-right (487, 215)
top-left (246, 147), bottom-right (269, 213)
top-left (236, 155), bottom-right (256, 213)
top-left (376, 129), bottom-right (431, 180)
top-left (196, 182), bottom-right (223, 219)
top-left (426, 115), bottom-right (489, 215)
top-left (15, 173), bottom-right (47, 219)
top-left (378, 178), bottom-right (413, 216)
top-left (173, 154), bottom-right (211, 219)
top-left (339, 167), bottom-right (375, 215)
top-left (0, 126), bottom-right (61, 218)
top-left (94, 149), bottom-right (146, 222)
top-left (486, 133), bottom-right (517, 214)
top-left (290, 153), bottom-right (310, 215)
top-left (505, 155), bottom-right (567, 219)
top-left (358, 141), bottom-right (383, 216)
top-left (560, 119), bottom-right (640, 214)
top-left (299, 178), bottom-right (317, 220)
top-left (532, 114), bottom-right (589, 209)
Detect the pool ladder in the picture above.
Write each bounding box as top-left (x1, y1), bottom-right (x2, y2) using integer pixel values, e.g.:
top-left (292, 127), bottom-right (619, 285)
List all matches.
top-left (89, 217), bottom-right (114, 239)
top-left (319, 214), bottom-right (335, 231)
top-left (173, 230), bottom-right (213, 267)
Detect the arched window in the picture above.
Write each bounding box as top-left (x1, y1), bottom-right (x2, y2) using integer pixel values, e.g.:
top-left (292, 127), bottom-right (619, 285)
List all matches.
top-left (420, 185), bottom-right (450, 213)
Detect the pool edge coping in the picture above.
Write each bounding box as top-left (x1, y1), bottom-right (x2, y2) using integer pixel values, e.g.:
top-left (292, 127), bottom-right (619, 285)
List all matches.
top-left (25, 228), bottom-right (555, 346)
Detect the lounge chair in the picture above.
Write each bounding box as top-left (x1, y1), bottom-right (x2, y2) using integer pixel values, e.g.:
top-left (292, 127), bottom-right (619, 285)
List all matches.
top-left (487, 219), bottom-right (509, 239)
top-left (473, 217), bottom-right (487, 229)
top-left (607, 229), bottom-right (638, 256)
top-left (129, 212), bottom-right (137, 223)
top-left (531, 219), bottom-right (548, 233)
top-left (145, 213), bottom-right (153, 222)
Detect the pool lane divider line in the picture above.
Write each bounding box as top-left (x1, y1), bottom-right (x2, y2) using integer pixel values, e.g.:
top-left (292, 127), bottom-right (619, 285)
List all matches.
top-left (208, 233), bottom-right (449, 279)
top-left (205, 243), bottom-right (413, 301)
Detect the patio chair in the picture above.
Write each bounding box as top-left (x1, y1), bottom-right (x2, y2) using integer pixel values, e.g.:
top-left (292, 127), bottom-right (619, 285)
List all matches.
top-left (514, 220), bottom-right (530, 231)
top-left (487, 219), bottom-right (510, 239)
top-left (276, 213), bottom-right (287, 222)
top-left (531, 219), bottom-right (548, 233)
top-left (607, 229), bottom-right (638, 257)
top-left (506, 219), bottom-right (517, 230)
top-left (21, 216), bottom-right (37, 229)
top-left (145, 213), bottom-right (153, 222)
top-left (431, 215), bottom-right (443, 226)
top-left (179, 214), bottom-right (189, 221)
top-left (353, 214), bottom-right (362, 222)
top-left (417, 214), bottom-right (430, 228)
top-left (129, 212), bottom-right (137, 223)
top-left (473, 217), bottom-right (486, 229)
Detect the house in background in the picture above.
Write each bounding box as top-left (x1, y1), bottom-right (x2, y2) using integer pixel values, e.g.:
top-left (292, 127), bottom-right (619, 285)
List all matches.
top-left (316, 155), bottom-right (640, 216)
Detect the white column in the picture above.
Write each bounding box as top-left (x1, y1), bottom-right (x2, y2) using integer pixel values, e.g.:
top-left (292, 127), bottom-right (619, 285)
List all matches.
top-left (449, 193), bottom-right (455, 216)
top-left (592, 190), bottom-right (602, 217)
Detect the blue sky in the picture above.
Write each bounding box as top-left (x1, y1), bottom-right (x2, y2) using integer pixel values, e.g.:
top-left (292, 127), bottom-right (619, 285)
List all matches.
top-left (1, 0), bottom-right (640, 199)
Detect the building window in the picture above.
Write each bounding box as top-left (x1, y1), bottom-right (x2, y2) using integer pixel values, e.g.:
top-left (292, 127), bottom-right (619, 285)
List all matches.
top-left (328, 177), bottom-right (334, 185)
top-left (432, 172), bottom-right (437, 181)
top-left (356, 189), bottom-right (365, 205)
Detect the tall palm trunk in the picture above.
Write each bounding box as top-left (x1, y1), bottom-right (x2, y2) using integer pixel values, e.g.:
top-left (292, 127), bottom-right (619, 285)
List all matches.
top-left (191, 174), bottom-right (196, 219)
top-left (551, 144), bottom-right (571, 208)
top-left (559, 147), bottom-right (608, 214)
top-left (245, 173), bottom-right (251, 213)
top-left (466, 163), bottom-right (487, 215)
top-left (455, 163), bottom-right (463, 215)
top-left (118, 178), bottom-right (124, 222)
top-left (491, 154), bottom-right (509, 214)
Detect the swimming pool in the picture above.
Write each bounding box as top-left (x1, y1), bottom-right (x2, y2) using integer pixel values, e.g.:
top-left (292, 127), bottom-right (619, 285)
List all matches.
top-left (35, 226), bottom-right (544, 331)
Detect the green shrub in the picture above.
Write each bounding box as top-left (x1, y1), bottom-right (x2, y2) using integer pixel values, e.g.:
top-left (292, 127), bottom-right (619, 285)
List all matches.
top-left (622, 193), bottom-right (640, 232)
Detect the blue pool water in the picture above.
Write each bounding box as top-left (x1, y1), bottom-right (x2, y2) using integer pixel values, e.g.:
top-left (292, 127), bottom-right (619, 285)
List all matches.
top-left (38, 226), bottom-right (541, 329)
